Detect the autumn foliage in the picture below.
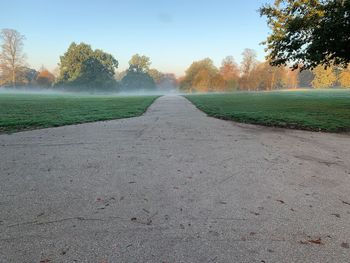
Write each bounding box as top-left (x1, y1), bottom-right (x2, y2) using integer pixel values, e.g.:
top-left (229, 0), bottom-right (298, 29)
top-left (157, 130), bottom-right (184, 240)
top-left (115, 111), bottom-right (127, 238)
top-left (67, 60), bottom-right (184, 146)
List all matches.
top-left (179, 49), bottom-right (350, 92)
top-left (36, 68), bottom-right (55, 87)
top-left (179, 53), bottom-right (300, 93)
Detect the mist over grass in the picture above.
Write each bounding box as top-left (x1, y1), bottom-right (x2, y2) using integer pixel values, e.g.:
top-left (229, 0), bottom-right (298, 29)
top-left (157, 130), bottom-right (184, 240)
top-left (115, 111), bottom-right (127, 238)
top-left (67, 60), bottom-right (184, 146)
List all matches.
top-left (0, 91), bottom-right (160, 133)
top-left (0, 86), bottom-right (180, 97)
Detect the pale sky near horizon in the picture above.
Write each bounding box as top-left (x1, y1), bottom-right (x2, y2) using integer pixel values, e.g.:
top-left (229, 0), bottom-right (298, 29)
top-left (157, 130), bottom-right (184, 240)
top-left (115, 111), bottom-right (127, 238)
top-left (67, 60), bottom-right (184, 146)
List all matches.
top-left (0, 0), bottom-right (272, 76)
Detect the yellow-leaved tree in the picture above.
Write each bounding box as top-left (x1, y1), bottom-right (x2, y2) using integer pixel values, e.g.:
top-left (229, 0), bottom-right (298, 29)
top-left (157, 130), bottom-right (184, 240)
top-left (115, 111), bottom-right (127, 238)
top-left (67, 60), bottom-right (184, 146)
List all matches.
top-left (311, 66), bottom-right (336, 88)
top-left (339, 68), bottom-right (350, 88)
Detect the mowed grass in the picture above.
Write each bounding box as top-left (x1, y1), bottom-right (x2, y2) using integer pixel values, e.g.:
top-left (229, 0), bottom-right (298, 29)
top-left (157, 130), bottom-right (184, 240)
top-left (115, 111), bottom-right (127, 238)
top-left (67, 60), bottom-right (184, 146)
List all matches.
top-left (0, 93), bottom-right (159, 133)
top-left (185, 89), bottom-right (350, 132)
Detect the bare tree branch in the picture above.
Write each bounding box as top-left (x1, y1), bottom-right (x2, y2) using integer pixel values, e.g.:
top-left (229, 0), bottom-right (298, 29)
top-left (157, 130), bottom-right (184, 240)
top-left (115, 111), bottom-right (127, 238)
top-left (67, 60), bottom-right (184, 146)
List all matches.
top-left (0, 28), bottom-right (26, 86)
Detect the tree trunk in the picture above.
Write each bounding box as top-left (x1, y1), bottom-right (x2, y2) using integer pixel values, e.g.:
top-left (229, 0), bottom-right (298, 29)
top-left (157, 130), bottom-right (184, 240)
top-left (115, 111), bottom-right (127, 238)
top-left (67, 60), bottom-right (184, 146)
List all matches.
top-left (270, 71), bottom-right (276, 91)
top-left (12, 68), bottom-right (15, 87)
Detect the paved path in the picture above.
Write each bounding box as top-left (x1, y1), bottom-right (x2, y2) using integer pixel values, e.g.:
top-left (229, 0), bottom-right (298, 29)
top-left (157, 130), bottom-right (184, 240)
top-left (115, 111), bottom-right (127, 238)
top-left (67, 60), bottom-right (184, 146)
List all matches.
top-left (1, 96), bottom-right (350, 262)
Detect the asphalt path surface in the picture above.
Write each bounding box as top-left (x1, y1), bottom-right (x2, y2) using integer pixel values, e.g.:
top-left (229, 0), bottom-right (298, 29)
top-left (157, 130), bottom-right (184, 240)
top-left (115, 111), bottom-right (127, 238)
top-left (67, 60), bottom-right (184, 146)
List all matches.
top-left (1, 95), bottom-right (350, 262)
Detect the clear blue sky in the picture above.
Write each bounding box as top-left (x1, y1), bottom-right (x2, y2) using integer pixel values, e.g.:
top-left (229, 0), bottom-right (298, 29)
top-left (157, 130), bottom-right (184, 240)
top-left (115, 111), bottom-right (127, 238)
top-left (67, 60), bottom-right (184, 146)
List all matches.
top-left (0, 0), bottom-right (272, 76)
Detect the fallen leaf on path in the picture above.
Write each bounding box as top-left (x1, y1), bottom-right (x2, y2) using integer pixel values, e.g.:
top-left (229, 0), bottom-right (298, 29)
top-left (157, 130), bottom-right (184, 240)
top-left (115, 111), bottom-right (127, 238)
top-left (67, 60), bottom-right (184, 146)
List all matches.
top-left (341, 242), bottom-right (349, 249)
top-left (308, 238), bottom-right (323, 245)
top-left (331, 213), bottom-right (340, 218)
top-left (341, 200), bottom-right (350, 206)
top-left (299, 237), bottom-right (324, 245)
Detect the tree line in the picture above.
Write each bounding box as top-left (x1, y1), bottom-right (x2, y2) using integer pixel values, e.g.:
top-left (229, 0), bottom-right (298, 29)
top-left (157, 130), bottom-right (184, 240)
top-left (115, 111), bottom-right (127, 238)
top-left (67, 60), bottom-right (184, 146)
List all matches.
top-left (179, 49), bottom-right (350, 93)
top-left (0, 29), bottom-right (177, 92)
top-left (1, 23), bottom-right (350, 93)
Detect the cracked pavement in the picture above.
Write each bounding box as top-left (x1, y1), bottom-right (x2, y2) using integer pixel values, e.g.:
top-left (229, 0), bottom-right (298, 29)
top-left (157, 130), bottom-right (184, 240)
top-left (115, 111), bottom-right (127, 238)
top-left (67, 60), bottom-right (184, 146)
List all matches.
top-left (1, 95), bottom-right (350, 262)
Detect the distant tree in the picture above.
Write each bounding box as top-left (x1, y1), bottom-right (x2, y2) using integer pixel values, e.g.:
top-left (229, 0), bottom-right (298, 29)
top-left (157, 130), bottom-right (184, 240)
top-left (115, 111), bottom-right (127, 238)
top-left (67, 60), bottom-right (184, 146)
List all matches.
top-left (249, 62), bottom-right (288, 91)
top-left (312, 65), bottom-right (337, 88)
top-left (239, 49), bottom-right (257, 90)
top-left (260, 0), bottom-right (350, 70)
top-left (0, 29), bottom-right (26, 86)
top-left (36, 67), bottom-right (55, 87)
top-left (120, 65), bottom-right (156, 92)
top-left (193, 69), bottom-right (212, 92)
top-left (285, 69), bottom-right (299, 89)
top-left (2, 67), bottom-right (38, 87)
top-left (298, 70), bottom-right (314, 88)
top-left (270, 65), bottom-right (288, 90)
top-left (157, 73), bottom-right (178, 91)
top-left (93, 49), bottom-right (118, 76)
top-left (210, 73), bottom-right (226, 92)
top-left (129, 54), bottom-right (151, 73)
top-left (180, 58), bottom-right (219, 92)
top-left (220, 56), bottom-right (239, 90)
top-left (339, 67), bottom-right (350, 88)
top-left (148, 68), bottom-right (163, 84)
top-left (56, 42), bottom-right (118, 91)
top-left (21, 67), bottom-right (38, 86)
top-left (241, 49), bottom-right (257, 76)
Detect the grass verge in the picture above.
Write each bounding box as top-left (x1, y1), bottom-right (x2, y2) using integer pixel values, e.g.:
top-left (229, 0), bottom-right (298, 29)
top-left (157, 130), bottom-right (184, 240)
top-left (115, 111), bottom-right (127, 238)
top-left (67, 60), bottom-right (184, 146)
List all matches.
top-left (185, 89), bottom-right (350, 132)
top-left (0, 93), bottom-right (159, 133)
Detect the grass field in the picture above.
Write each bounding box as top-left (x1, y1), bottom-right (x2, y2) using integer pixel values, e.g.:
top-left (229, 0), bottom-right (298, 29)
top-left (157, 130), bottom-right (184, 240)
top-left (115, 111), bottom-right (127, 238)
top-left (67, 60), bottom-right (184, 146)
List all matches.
top-left (185, 89), bottom-right (350, 132)
top-left (0, 93), bottom-right (159, 133)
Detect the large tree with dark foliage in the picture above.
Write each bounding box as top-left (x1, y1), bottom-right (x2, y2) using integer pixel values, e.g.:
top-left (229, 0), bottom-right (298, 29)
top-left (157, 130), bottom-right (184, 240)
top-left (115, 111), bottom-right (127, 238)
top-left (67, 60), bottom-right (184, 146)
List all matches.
top-left (120, 65), bottom-right (156, 92)
top-left (120, 54), bottom-right (157, 92)
top-left (260, 0), bottom-right (350, 70)
top-left (56, 42), bottom-right (118, 91)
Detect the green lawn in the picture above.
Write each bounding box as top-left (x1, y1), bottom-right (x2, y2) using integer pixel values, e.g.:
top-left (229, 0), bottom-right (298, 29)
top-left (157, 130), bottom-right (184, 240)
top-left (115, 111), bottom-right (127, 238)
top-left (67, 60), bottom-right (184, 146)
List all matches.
top-left (185, 89), bottom-right (350, 132)
top-left (0, 93), bottom-right (159, 133)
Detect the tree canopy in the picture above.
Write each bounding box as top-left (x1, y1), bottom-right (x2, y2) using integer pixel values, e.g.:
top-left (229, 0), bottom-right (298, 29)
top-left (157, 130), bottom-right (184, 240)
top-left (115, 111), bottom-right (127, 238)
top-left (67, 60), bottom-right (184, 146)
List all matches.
top-left (148, 68), bottom-right (163, 84)
top-left (179, 58), bottom-right (223, 92)
top-left (260, 0), bottom-right (350, 70)
top-left (220, 56), bottom-right (240, 90)
top-left (129, 54), bottom-right (151, 73)
top-left (120, 54), bottom-right (177, 92)
top-left (0, 28), bottom-right (26, 86)
top-left (339, 68), bottom-right (350, 88)
top-left (312, 65), bottom-right (337, 88)
top-left (120, 65), bottom-right (156, 92)
top-left (56, 42), bottom-right (118, 91)
top-left (36, 67), bottom-right (55, 88)
top-left (239, 49), bottom-right (258, 90)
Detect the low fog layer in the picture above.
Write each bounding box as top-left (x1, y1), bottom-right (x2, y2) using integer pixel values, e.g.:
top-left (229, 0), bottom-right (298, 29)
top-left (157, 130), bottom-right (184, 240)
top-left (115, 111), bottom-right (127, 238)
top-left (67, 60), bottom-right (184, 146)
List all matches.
top-left (0, 86), bottom-right (182, 97)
